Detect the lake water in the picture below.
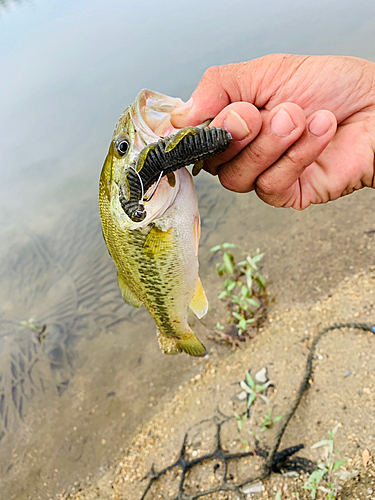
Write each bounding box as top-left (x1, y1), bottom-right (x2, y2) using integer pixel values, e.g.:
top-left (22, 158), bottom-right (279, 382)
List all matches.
top-left (1, 0), bottom-right (375, 498)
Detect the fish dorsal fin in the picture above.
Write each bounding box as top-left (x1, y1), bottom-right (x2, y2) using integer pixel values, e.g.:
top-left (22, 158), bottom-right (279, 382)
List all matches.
top-left (117, 273), bottom-right (142, 308)
top-left (189, 278), bottom-right (208, 319)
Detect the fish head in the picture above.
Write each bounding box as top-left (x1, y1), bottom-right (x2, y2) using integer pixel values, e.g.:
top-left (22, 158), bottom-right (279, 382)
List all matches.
top-left (102, 90), bottom-right (188, 230)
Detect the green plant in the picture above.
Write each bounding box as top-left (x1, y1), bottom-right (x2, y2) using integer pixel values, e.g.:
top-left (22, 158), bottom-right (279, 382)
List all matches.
top-left (259, 409), bottom-right (284, 432)
top-left (234, 371), bottom-right (283, 453)
top-left (20, 317), bottom-right (47, 343)
top-left (234, 412), bottom-right (248, 432)
top-left (303, 426), bottom-right (350, 499)
top-left (20, 317), bottom-right (41, 331)
top-left (241, 371), bottom-right (273, 410)
top-left (210, 243), bottom-right (266, 339)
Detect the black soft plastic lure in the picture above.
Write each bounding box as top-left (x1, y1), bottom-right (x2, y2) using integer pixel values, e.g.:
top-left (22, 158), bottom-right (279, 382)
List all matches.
top-left (119, 126), bottom-right (231, 222)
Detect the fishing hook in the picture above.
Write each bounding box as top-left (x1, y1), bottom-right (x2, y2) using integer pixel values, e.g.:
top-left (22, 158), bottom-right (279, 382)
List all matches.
top-left (143, 171), bottom-right (164, 203)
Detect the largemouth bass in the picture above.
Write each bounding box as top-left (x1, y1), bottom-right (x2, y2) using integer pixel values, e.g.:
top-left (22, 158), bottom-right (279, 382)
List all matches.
top-left (99, 90), bottom-right (230, 356)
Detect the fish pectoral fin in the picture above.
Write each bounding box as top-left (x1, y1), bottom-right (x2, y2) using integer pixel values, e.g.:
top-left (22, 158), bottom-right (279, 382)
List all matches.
top-left (117, 273), bottom-right (142, 308)
top-left (192, 160), bottom-right (204, 176)
top-left (143, 226), bottom-right (173, 257)
top-left (178, 331), bottom-right (207, 357)
top-left (189, 278), bottom-right (208, 319)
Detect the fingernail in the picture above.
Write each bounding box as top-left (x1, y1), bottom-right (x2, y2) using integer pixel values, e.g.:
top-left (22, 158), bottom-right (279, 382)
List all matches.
top-left (308, 112), bottom-right (332, 136)
top-left (172, 97), bottom-right (193, 115)
top-left (223, 110), bottom-right (251, 141)
top-left (271, 108), bottom-right (296, 137)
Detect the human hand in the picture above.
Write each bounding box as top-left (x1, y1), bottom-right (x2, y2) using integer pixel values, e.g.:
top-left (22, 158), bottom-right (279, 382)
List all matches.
top-left (171, 54), bottom-right (375, 209)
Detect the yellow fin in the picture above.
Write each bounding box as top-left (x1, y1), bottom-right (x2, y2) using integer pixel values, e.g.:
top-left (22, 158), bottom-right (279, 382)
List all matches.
top-left (143, 226), bottom-right (173, 257)
top-left (167, 171), bottom-right (176, 187)
top-left (117, 273), bottom-right (142, 308)
top-left (189, 278), bottom-right (208, 319)
top-left (192, 160), bottom-right (204, 176)
top-left (178, 331), bottom-right (207, 357)
top-left (157, 329), bottom-right (182, 355)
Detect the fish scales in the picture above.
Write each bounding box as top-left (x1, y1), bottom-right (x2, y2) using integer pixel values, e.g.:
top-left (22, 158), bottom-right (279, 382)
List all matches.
top-left (99, 89), bottom-right (231, 356)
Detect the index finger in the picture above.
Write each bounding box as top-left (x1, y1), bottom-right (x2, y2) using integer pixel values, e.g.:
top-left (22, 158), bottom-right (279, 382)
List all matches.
top-left (205, 102), bottom-right (262, 175)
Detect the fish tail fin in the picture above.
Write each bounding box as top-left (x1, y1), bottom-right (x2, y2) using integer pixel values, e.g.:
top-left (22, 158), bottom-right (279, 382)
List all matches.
top-left (157, 328), bottom-right (182, 355)
top-left (178, 331), bottom-right (207, 357)
top-left (157, 327), bottom-right (206, 357)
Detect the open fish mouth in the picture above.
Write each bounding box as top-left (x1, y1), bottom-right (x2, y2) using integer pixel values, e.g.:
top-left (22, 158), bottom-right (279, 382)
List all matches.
top-left (120, 90), bottom-right (232, 223)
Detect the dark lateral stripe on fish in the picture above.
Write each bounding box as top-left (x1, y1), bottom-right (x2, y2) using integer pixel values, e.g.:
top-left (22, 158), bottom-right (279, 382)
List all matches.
top-left (119, 127), bottom-right (231, 222)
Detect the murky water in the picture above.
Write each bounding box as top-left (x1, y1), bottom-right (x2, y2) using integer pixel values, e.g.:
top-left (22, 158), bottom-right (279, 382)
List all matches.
top-left (1, 0), bottom-right (375, 498)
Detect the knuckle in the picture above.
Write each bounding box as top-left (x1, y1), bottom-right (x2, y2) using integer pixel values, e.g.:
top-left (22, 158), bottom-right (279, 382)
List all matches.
top-left (202, 65), bottom-right (220, 82)
top-left (256, 174), bottom-right (275, 196)
top-left (282, 149), bottom-right (304, 169)
top-left (243, 143), bottom-right (268, 166)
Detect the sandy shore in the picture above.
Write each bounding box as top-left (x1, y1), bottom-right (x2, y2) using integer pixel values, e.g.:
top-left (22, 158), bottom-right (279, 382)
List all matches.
top-left (55, 266), bottom-right (375, 500)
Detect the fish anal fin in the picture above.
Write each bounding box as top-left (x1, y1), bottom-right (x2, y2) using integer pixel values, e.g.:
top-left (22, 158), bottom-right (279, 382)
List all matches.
top-left (143, 226), bottom-right (173, 257)
top-left (117, 273), bottom-right (142, 308)
top-left (189, 278), bottom-right (208, 319)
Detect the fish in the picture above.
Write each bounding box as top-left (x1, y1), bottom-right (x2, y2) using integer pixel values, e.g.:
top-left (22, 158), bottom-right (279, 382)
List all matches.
top-left (99, 90), bottom-right (231, 356)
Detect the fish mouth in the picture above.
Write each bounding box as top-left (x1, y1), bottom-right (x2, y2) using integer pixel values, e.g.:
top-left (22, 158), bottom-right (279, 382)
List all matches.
top-left (119, 90), bottom-right (230, 228)
top-left (131, 89), bottom-right (184, 142)
top-left (123, 90), bottom-right (185, 229)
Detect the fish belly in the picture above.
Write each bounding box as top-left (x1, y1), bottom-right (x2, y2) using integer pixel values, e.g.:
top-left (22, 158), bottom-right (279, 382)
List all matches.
top-left (100, 168), bottom-right (207, 356)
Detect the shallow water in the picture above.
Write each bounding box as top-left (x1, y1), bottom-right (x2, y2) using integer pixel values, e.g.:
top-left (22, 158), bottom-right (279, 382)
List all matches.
top-left (1, 0), bottom-right (375, 497)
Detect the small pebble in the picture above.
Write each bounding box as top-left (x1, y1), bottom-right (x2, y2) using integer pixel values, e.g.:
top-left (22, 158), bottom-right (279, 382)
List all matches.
top-left (255, 367), bottom-right (267, 384)
top-left (233, 391), bottom-right (248, 402)
top-left (241, 481), bottom-right (264, 494)
top-left (345, 370), bottom-right (351, 378)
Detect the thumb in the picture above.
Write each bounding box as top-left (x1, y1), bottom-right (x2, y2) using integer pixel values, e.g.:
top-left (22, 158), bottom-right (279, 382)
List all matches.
top-left (170, 55), bottom-right (308, 128)
top-left (171, 63), bottom-right (253, 128)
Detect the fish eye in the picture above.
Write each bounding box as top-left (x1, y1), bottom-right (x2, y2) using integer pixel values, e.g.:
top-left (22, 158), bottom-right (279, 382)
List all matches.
top-left (115, 138), bottom-right (130, 156)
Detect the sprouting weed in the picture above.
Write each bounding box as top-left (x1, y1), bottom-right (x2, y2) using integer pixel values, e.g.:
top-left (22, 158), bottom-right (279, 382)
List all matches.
top-left (303, 426), bottom-right (355, 499)
top-left (214, 321), bottom-right (225, 331)
top-left (20, 318), bottom-right (47, 343)
top-left (234, 412), bottom-right (248, 432)
top-left (241, 371), bottom-right (274, 410)
top-left (210, 243), bottom-right (267, 341)
top-left (234, 370), bottom-right (283, 453)
top-left (20, 317), bottom-right (41, 331)
top-left (260, 409), bottom-right (284, 432)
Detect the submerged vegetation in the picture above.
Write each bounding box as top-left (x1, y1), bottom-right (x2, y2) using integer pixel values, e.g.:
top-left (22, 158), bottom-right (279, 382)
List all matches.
top-left (210, 242), bottom-right (268, 346)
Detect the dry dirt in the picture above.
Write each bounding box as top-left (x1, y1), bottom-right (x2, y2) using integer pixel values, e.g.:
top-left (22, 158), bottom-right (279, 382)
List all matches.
top-left (55, 266), bottom-right (375, 500)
